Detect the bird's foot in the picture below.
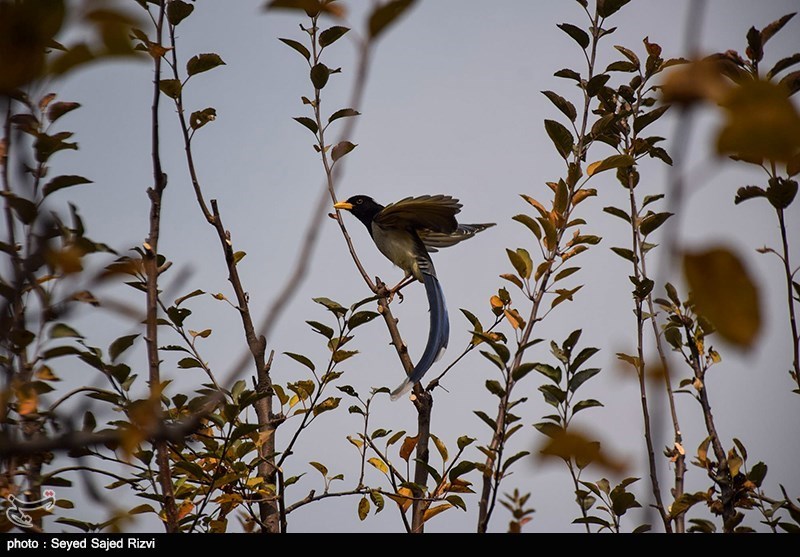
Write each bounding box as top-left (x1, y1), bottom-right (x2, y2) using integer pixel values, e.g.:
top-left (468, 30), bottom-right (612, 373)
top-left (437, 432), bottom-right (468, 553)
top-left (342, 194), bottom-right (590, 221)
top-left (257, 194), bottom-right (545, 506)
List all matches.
top-left (388, 288), bottom-right (404, 304)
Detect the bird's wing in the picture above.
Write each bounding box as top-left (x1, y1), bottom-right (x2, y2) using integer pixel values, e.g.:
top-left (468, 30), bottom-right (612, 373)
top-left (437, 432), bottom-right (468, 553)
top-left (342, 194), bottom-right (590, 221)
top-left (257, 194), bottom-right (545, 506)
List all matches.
top-left (419, 222), bottom-right (496, 252)
top-left (374, 195), bottom-right (461, 233)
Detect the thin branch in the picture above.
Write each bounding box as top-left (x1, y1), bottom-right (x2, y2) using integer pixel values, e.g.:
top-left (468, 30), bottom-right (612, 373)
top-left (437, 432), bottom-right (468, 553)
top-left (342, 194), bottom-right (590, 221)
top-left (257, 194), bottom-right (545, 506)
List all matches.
top-left (144, 1), bottom-right (178, 533)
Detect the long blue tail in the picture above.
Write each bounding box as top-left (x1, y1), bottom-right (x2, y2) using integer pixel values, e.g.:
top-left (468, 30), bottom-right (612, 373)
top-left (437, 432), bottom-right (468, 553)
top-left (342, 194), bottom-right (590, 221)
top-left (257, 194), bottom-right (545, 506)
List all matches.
top-left (391, 271), bottom-right (449, 400)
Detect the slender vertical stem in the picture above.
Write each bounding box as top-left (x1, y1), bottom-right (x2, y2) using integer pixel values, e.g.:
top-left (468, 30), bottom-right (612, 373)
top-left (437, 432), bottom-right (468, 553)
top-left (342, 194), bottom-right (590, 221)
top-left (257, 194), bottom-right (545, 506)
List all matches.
top-left (144, 1), bottom-right (178, 533)
top-left (776, 208), bottom-right (800, 389)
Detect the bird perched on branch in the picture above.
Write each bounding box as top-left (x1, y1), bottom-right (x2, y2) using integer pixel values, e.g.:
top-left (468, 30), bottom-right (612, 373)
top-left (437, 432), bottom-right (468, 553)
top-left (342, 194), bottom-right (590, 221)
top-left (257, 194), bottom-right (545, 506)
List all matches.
top-left (333, 194), bottom-right (494, 399)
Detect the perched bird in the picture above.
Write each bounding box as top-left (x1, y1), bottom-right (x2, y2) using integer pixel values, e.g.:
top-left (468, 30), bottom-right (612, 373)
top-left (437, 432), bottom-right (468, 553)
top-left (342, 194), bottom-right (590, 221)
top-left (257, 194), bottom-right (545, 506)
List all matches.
top-left (333, 194), bottom-right (494, 399)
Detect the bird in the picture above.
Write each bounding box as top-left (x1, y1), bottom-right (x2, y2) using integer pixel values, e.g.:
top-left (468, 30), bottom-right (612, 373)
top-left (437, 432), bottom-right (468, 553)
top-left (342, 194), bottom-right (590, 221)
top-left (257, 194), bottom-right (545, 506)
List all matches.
top-left (333, 194), bottom-right (495, 399)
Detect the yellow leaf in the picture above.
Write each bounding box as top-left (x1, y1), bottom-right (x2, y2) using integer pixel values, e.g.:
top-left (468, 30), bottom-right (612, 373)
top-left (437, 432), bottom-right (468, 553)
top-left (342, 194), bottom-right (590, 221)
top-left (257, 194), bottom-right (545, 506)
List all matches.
top-left (35, 365), bottom-right (59, 381)
top-left (683, 247), bottom-right (761, 348)
top-left (504, 309), bottom-right (525, 330)
top-left (661, 58), bottom-right (730, 105)
top-left (537, 429), bottom-right (626, 474)
top-left (386, 487), bottom-right (414, 513)
top-left (520, 194), bottom-right (549, 219)
top-left (422, 503), bottom-right (452, 523)
top-left (728, 449), bottom-right (743, 477)
top-left (176, 500), bottom-right (194, 521)
top-left (16, 388), bottom-right (37, 416)
top-left (490, 295), bottom-right (504, 308)
top-left (399, 435), bottom-right (418, 462)
top-left (572, 188), bottom-right (596, 205)
top-left (346, 435), bottom-right (363, 449)
top-left (357, 496), bottom-right (370, 521)
top-left (717, 79), bottom-right (800, 162)
top-left (255, 429), bottom-right (275, 448)
top-left (367, 457), bottom-right (389, 475)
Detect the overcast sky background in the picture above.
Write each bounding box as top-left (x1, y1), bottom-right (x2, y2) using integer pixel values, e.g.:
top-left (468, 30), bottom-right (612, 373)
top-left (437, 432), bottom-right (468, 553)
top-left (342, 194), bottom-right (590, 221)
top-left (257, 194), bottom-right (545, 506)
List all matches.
top-left (29, 0), bottom-right (800, 532)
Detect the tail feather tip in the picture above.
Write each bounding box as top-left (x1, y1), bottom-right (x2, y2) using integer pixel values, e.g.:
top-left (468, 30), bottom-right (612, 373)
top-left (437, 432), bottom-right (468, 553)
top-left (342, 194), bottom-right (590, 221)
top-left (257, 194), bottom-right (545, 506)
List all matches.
top-left (389, 377), bottom-right (413, 401)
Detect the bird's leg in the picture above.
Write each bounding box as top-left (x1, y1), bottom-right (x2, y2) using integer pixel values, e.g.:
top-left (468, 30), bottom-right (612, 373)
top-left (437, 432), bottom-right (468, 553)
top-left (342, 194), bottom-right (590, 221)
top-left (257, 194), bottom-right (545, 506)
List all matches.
top-left (388, 273), bottom-right (415, 304)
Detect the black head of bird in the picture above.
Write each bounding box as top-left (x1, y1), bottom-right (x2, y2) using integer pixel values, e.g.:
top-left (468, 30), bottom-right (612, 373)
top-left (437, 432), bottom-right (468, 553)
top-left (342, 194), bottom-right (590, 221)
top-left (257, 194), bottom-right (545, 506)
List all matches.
top-left (334, 194), bottom-right (495, 400)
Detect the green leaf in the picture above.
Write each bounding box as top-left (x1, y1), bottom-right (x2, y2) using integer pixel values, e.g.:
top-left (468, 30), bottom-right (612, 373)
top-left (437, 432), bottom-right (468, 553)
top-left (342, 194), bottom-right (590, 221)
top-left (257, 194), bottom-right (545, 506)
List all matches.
top-left (569, 367), bottom-right (601, 393)
top-left (597, 0), bottom-right (632, 18)
top-left (634, 105), bottom-right (669, 134)
top-left (368, 0), bottom-right (415, 39)
top-left (187, 53), bottom-right (225, 77)
top-left (332, 349), bottom-right (358, 363)
top-left (506, 248), bottom-right (530, 279)
top-left (43, 175), bottom-right (92, 197)
top-left (610, 246), bottom-right (636, 263)
top-left (109, 334), bottom-right (139, 362)
top-left (734, 185), bottom-right (767, 205)
top-left (766, 178), bottom-right (797, 209)
top-left (159, 79), bottom-right (181, 99)
top-left (588, 154), bottom-right (634, 176)
top-left (748, 461), bottom-right (767, 487)
top-left (642, 193), bottom-right (665, 207)
top-left (768, 53), bottom-right (800, 80)
top-left (370, 490), bottom-right (385, 513)
top-left (284, 352), bottom-right (315, 371)
top-left (178, 357), bottom-right (202, 369)
top-left (614, 45), bottom-right (640, 68)
top-left (603, 206), bottom-right (631, 223)
top-left (639, 212), bottom-right (673, 236)
top-left (448, 460), bottom-right (476, 482)
top-left (310, 63), bottom-right (330, 89)
top-left (554, 267), bottom-right (580, 283)
top-left (502, 450), bottom-right (530, 473)
top-left (573, 399), bottom-right (603, 413)
top-left (457, 436), bottom-right (475, 450)
top-left (511, 362), bottom-right (536, 381)
top-left (606, 60), bottom-right (638, 72)
top-left (319, 26), bottom-right (349, 48)
top-left (557, 23), bottom-right (590, 50)
top-left (446, 495), bottom-right (467, 512)
top-left (535, 363), bottom-right (561, 384)
top-left (190, 107), bottom-right (217, 130)
top-left (474, 410), bottom-right (497, 431)
top-left (586, 74), bottom-right (610, 97)
top-left (306, 320), bottom-right (334, 339)
top-left (348, 311), bottom-right (379, 329)
top-left (309, 461), bottom-right (328, 477)
top-left (328, 108), bottom-right (360, 123)
top-left (684, 247), bottom-right (761, 347)
top-left (278, 38), bottom-right (311, 62)
top-left (512, 214), bottom-right (541, 239)
top-left (49, 323), bottom-right (82, 339)
top-left (47, 101), bottom-right (81, 123)
top-left (167, 0), bottom-right (194, 25)
top-left (293, 116), bottom-right (318, 134)
top-left (332, 141), bottom-right (356, 162)
top-left (533, 421), bottom-right (564, 438)
top-left (313, 297), bottom-right (347, 315)
top-left (544, 119), bottom-right (574, 159)
top-left (313, 397), bottom-right (340, 416)
top-left (555, 68), bottom-right (581, 81)
top-left (539, 384), bottom-right (566, 406)
top-left (485, 379), bottom-right (505, 398)
top-left (542, 90), bottom-right (577, 122)
top-left (460, 308), bottom-right (482, 331)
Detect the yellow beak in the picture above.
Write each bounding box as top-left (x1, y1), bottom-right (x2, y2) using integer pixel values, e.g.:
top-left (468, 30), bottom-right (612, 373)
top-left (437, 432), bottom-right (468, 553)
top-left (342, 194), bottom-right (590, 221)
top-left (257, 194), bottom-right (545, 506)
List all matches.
top-left (333, 201), bottom-right (353, 211)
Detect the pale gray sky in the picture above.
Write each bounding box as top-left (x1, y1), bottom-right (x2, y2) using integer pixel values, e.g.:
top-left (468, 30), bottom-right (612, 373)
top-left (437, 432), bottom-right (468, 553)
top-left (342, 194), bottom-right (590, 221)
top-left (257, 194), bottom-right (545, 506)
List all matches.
top-left (33, 0), bottom-right (800, 532)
